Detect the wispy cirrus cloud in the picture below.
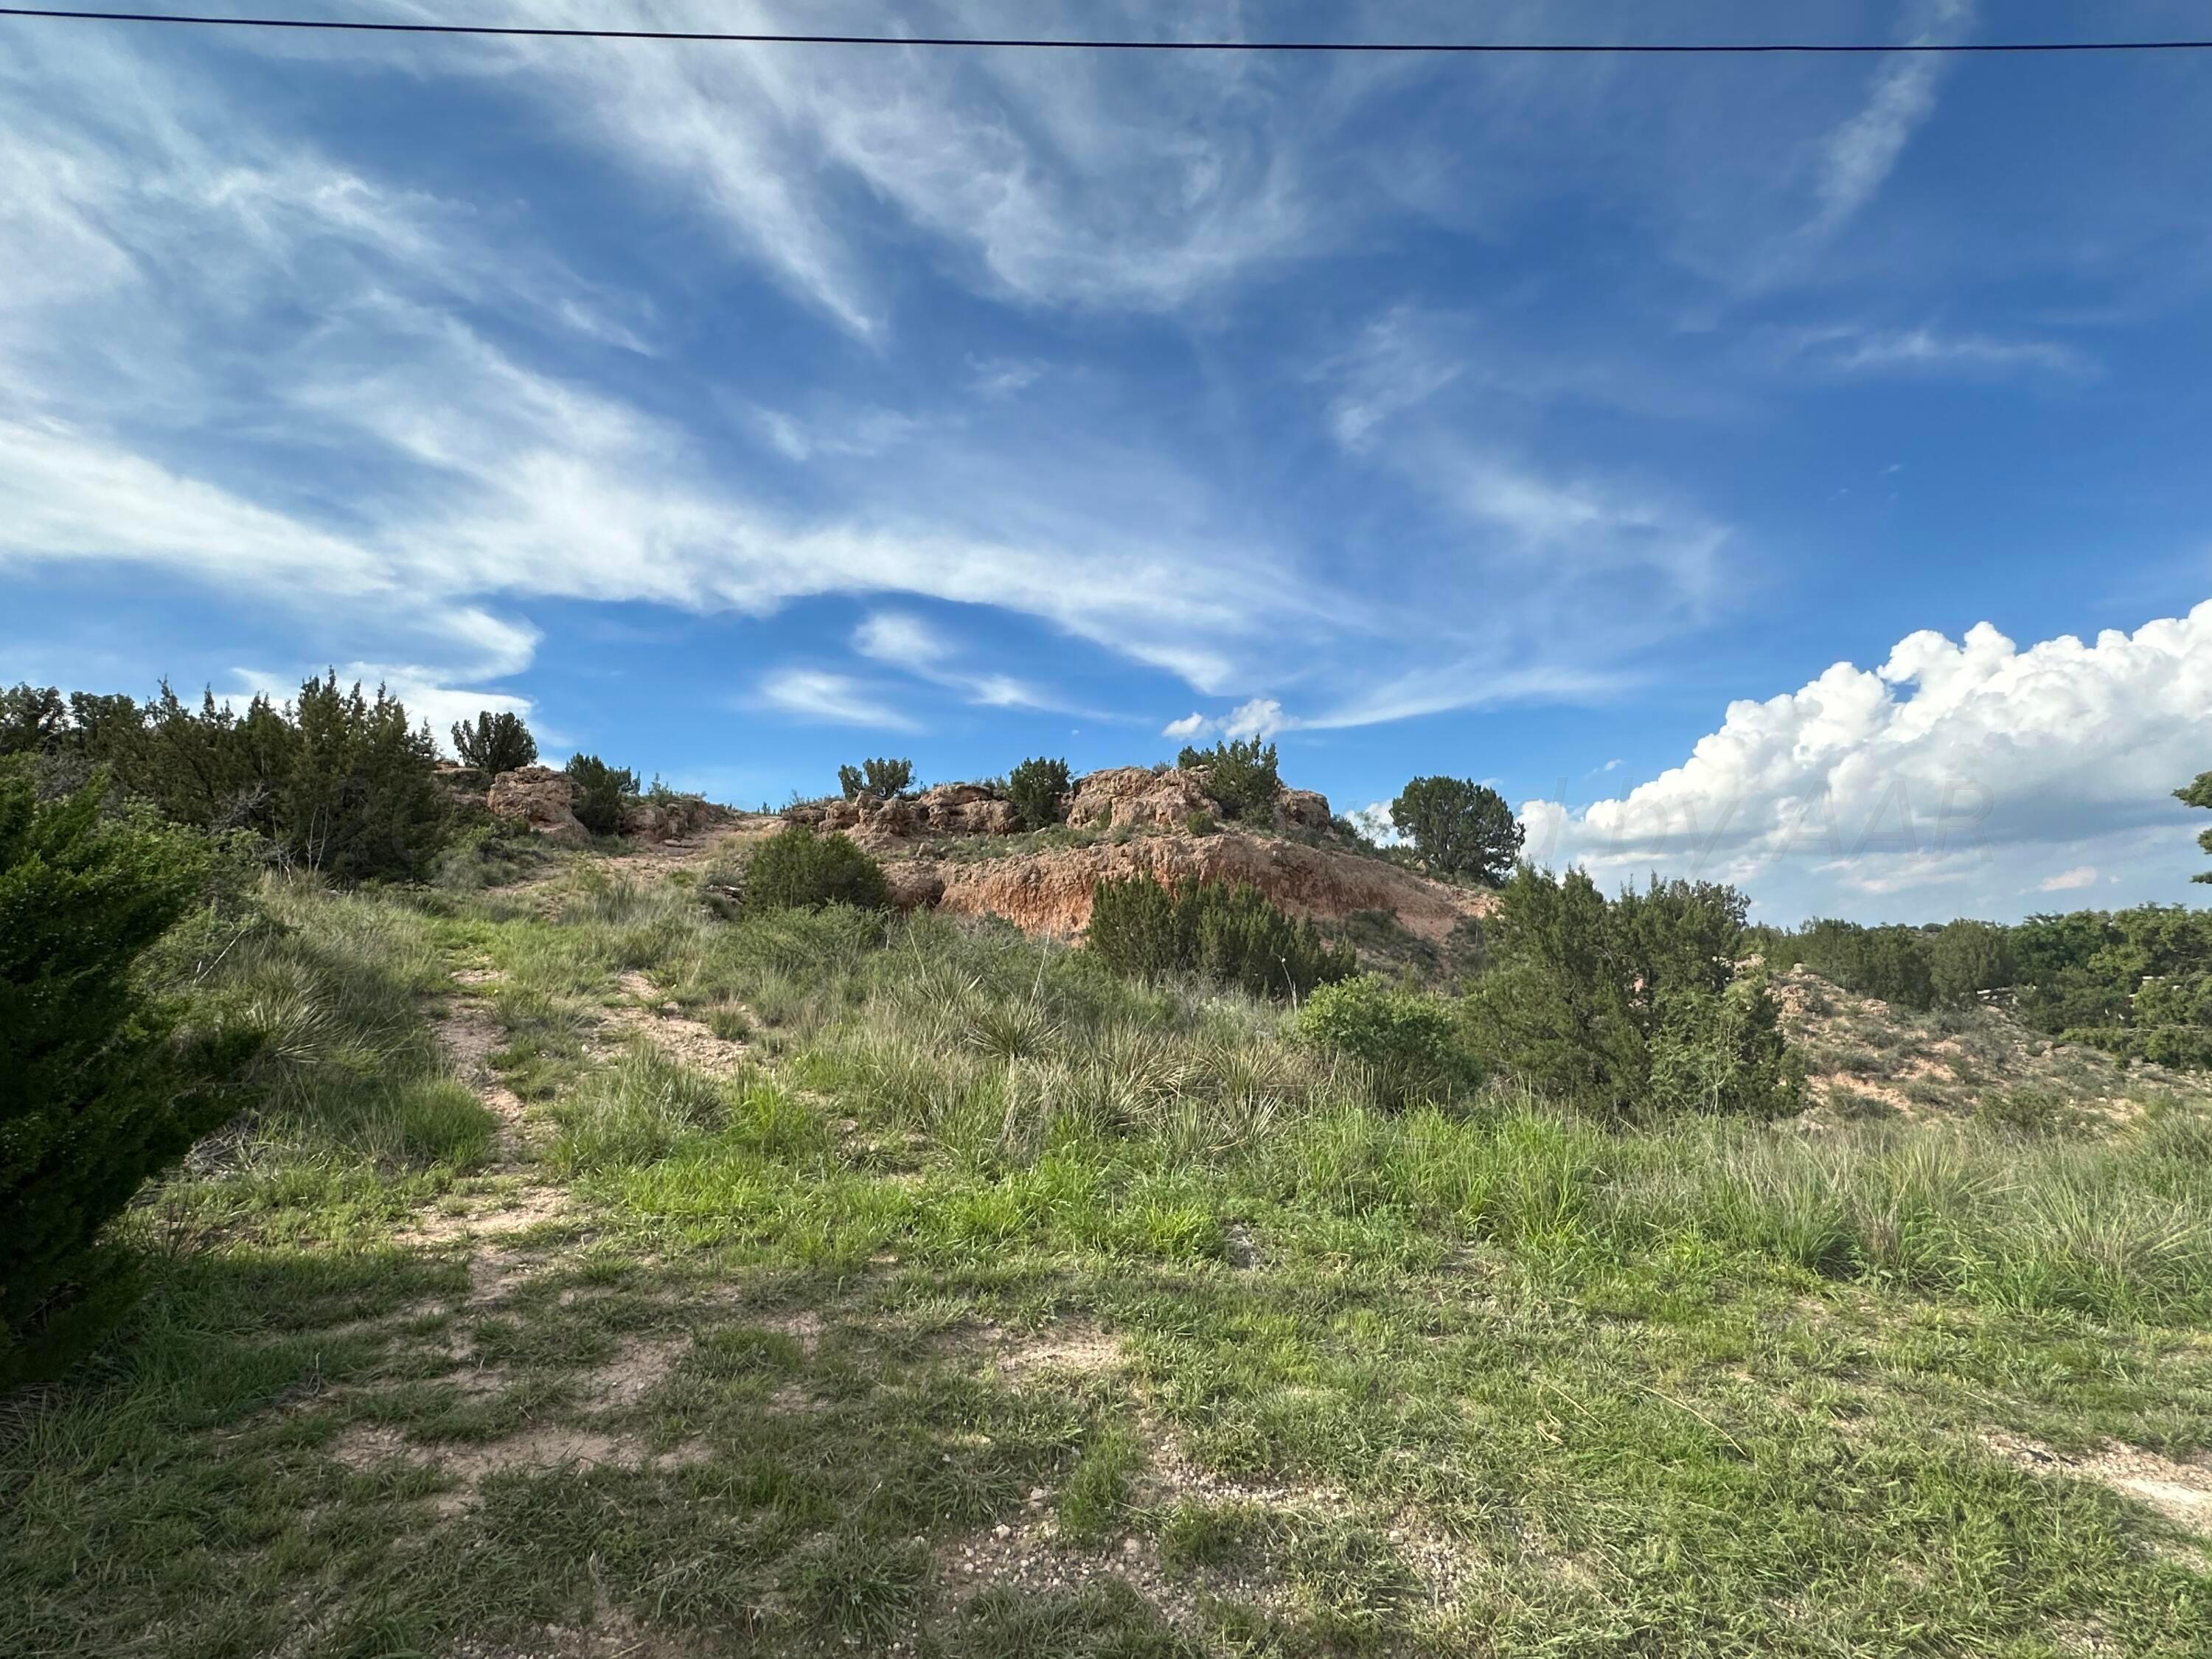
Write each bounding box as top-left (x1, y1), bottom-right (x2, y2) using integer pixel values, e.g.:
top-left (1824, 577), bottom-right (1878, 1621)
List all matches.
top-left (1784, 322), bottom-right (2095, 379)
top-left (852, 610), bottom-right (1092, 714)
top-left (755, 667), bottom-right (920, 731)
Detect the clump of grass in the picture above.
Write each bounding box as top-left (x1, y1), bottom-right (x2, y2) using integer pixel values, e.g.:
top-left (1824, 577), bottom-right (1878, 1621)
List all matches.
top-left (547, 1046), bottom-right (730, 1175)
top-left (1057, 1422), bottom-right (1145, 1543)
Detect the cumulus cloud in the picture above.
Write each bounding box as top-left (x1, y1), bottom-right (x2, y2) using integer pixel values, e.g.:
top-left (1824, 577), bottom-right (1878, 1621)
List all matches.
top-left (2039, 866), bottom-right (2098, 893)
top-left (1159, 698), bottom-right (1298, 744)
top-left (1519, 602), bottom-right (2212, 917)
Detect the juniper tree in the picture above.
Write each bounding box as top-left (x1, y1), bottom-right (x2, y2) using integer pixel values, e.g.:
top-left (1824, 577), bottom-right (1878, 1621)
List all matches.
top-left (565, 754), bottom-right (637, 836)
top-left (1006, 756), bottom-right (1071, 830)
top-left (2179, 771), bottom-right (2212, 883)
top-left (1388, 776), bottom-right (1524, 883)
top-left (451, 710), bottom-right (538, 776)
top-left (838, 757), bottom-right (914, 801)
top-left (1, 762), bottom-right (257, 1383)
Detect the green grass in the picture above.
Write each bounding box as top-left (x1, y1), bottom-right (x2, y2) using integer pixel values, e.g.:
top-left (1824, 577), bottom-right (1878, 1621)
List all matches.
top-left (6, 863), bottom-right (2211, 1656)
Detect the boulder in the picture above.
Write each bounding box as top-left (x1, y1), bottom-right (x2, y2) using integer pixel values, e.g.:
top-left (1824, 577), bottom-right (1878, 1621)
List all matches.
top-left (1067, 766), bottom-right (1217, 831)
top-left (621, 793), bottom-right (717, 842)
top-left (1276, 788), bottom-right (1333, 832)
top-left (487, 765), bottom-right (588, 844)
top-left (911, 782), bottom-right (1018, 837)
top-left (882, 862), bottom-right (947, 912)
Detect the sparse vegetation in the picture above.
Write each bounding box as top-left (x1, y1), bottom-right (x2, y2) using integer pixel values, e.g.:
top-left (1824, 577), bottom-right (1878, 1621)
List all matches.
top-left (7, 740), bottom-right (2212, 1657)
top-left (449, 709), bottom-right (538, 775)
top-left (1175, 736), bottom-right (1279, 821)
top-left (1767, 905), bottom-right (2212, 1070)
top-left (1004, 754), bottom-right (1071, 830)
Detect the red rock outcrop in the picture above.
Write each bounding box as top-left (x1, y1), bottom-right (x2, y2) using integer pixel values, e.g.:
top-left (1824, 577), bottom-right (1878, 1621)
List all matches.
top-left (1065, 766), bottom-right (1214, 831)
top-left (487, 765), bottom-right (588, 844)
top-left (919, 830), bottom-right (1492, 944)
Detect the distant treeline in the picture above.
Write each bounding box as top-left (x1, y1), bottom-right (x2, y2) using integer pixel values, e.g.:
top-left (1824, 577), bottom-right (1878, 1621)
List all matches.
top-left (1756, 909), bottom-right (2212, 1070)
top-left (1, 676), bottom-right (456, 882)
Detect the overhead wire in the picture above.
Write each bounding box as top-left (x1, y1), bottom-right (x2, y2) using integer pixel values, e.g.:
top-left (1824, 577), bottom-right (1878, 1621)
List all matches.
top-left (1, 7), bottom-right (2209, 55)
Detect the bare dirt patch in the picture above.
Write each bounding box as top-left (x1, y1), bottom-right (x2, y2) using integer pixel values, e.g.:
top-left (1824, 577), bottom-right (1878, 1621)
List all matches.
top-left (939, 1498), bottom-right (1206, 1625)
top-left (601, 971), bottom-right (751, 1078)
top-left (451, 1608), bottom-right (697, 1659)
top-left (1987, 1432), bottom-right (2212, 1537)
top-left (987, 1321), bottom-right (1127, 1378)
top-left (333, 1419), bottom-right (697, 1517)
top-left (432, 996), bottom-right (535, 1164)
top-left (594, 1335), bottom-right (690, 1408)
top-left (758, 1310), bottom-right (824, 1357)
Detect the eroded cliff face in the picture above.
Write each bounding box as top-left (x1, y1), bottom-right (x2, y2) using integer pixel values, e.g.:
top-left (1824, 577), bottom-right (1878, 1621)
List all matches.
top-left (780, 766), bottom-right (1489, 942)
top-left (916, 830), bottom-right (1495, 942)
top-left (787, 765), bottom-right (1336, 852)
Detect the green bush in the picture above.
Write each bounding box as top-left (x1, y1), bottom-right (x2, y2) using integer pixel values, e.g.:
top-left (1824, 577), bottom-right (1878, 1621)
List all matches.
top-left (1388, 775), bottom-right (1523, 883)
top-left (1647, 971), bottom-right (1802, 1118)
top-left (2178, 768), bottom-right (2212, 884)
top-left (282, 675), bottom-right (451, 882)
top-left (564, 753), bottom-right (636, 836)
top-left (1293, 974), bottom-right (1464, 1103)
top-left (1006, 756), bottom-right (1071, 830)
top-left (745, 824), bottom-right (892, 913)
top-left (1087, 873), bottom-right (1354, 999)
top-left (1467, 867), bottom-right (1798, 1118)
top-left (838, 757), bottom-right (913, 801)
top-left (1175, 737), bottom-right (1279, 821)
top-left (1929, 918), bottom-right (2014, 1007)
top-left (0, 675), bottom-right (453, 883)
top-left (1, 763), bottom-right (257, 1384)
top-left (449, 709), bottom-right (538, 775)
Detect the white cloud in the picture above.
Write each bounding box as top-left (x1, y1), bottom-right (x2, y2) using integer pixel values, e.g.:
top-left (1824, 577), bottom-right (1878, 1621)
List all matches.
top-left (851, 611), bottom-right (948, 669)
top-left (747, 403), bottom-right (921, 462)
top-left (756, 669), bottom-right (919, 731)
top-left (1324, 307), bottom-right (1464, 451)
top-left (1160, 698), bottom-right (1298, 744)
top-left (2039, 866), bottom-right (2098, 893)
top-left (968, 356), bottom-right (1047, 399)
top-left (1346, 801), bottom-right (1403, 847)
top-left (849, 609), bottom-right (1081, 714)
top-left (1520, 602), bottom-right (2212, 918)
top-left (1790, 324), bottom-right (2094, 380)
top-left (443, 0), bottom-right (1317, 335)
top-left (1799, 1), bottom-right (1972, 244)
top-left (1223, 698), bottom-right (1293, 740)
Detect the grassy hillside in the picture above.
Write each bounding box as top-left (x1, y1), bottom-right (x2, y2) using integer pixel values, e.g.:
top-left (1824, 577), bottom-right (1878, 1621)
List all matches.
top-left (6, 837), bottom-right (2212, 1657)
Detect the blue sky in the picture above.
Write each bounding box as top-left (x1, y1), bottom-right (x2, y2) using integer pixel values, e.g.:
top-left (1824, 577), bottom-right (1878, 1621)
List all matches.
top-left (6, 1), bottom-right (2212, 920)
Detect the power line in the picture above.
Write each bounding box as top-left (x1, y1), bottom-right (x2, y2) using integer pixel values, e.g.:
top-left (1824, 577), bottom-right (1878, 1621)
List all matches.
top-left (1, 7), bottom-right (2210, 55)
